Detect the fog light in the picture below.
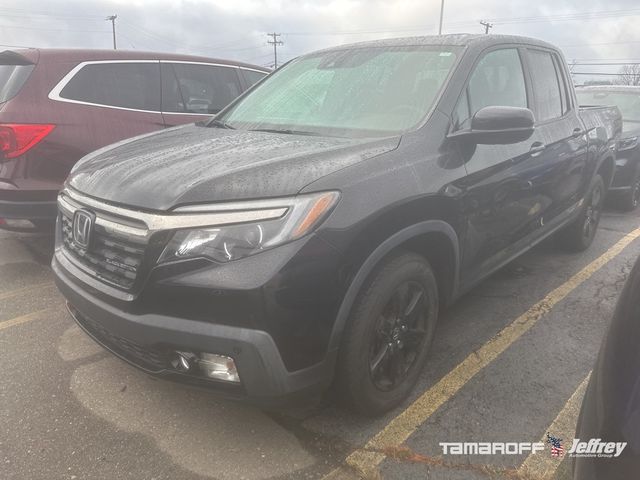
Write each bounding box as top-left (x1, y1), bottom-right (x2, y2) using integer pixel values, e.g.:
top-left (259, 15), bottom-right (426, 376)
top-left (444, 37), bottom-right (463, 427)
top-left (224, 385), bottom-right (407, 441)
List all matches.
top-left (172, 351), bottom-right (195, 372)
top-left (198, 353), bottom-right (240, 383)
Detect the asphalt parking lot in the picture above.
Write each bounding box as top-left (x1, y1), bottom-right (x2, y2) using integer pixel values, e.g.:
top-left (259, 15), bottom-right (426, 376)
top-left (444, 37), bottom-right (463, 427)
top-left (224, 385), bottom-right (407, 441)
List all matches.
top-left (1, 206), bottom-right (639, 480)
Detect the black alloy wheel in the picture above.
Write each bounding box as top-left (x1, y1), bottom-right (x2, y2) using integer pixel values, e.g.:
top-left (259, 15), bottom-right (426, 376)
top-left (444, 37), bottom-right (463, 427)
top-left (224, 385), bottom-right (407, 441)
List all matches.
top-left (336, 252), bottom-right (439, 416)
top-left (369, 281), bottom-right (429, 391)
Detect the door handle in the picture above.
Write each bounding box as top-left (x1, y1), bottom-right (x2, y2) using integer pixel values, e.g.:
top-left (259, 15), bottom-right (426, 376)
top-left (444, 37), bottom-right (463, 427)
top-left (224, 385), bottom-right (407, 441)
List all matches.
top-left (530, 142), bottom-right (546, 156)
top-left (572, 127), bottom-right (585, 138)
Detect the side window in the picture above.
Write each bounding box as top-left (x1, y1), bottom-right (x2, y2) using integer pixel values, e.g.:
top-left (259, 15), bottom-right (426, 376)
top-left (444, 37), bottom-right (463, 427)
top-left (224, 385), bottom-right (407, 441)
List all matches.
top-left (553, 54), bottom-right (571, 115)
top-left (59, 62), bottom-right (160, 111)
top-left (454, 49), bottom-right (527, 130)
top-left (241, 69), bottom-right (267, 88)
top-left (162, 63), bottom-right (242, 114)
top-left (528, 50), bottom-right (563, 121)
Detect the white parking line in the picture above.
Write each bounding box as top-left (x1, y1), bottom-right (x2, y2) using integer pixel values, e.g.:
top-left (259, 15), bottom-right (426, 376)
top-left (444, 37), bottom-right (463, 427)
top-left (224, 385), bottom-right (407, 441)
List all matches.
top-left (520, 373), bottom-right (591, 479)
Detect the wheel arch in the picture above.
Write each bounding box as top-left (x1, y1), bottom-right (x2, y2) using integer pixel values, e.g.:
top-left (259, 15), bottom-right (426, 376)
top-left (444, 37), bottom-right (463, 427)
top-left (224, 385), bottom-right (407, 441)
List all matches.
top-left (327, 220), bottom-right (460, 353)
top-left (596, 154), bottom-right (615, 190)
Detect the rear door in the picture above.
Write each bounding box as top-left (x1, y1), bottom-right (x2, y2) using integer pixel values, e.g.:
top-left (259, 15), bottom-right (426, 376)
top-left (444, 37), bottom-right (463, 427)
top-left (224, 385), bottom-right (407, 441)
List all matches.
top-left (524, 48), bottom-right (588, 228)
top-left (34, 60), bottom-right (164, 185)
top-left (160, 62), bottom-right (243, 126)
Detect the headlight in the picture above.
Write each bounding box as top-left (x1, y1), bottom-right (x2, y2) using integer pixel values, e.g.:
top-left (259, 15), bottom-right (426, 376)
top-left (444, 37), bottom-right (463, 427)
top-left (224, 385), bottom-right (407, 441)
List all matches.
top-left (617, 136), bottom-right (638, 152)
top-left (158, 191), bottom-right (339, 264)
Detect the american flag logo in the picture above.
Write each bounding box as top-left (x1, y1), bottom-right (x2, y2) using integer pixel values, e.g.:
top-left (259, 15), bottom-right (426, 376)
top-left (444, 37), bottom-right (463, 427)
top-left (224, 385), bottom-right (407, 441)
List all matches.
top-left (546, 433), bottom-right (565, 457)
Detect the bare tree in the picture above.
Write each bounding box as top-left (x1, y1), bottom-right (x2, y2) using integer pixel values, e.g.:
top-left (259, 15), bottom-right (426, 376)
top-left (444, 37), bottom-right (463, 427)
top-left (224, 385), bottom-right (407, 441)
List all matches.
top-left (618, 64), bottom-right (640, 86)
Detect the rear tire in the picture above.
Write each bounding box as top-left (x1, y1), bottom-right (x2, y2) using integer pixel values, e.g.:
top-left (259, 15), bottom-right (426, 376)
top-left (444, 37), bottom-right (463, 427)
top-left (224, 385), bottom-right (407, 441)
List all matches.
top-left (556, 175), bottom-right (605, 252)
top-left (335, 252), bottom-right (439, 416)
top-left (618, 170), bottom-right (640, 212)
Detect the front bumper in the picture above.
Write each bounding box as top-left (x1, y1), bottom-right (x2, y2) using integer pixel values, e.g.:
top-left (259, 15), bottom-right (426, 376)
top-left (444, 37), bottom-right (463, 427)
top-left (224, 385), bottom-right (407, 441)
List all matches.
top-left (52, 253), bottom-right (335, 406)
top-left (0, 198), bottom-right (57, 220)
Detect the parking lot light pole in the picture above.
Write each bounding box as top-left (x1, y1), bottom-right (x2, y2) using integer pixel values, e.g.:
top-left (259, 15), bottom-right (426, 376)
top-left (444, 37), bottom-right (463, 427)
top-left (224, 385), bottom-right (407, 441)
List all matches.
top-left (438, 0), bottom-right (445, 35)
top-left (106, 15), bottom-right (117, 50)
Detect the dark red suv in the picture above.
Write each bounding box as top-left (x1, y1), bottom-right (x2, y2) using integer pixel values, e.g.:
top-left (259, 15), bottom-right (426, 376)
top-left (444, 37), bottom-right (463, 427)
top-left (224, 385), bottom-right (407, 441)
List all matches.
top-left (0, 48), bottom-right (268, 230)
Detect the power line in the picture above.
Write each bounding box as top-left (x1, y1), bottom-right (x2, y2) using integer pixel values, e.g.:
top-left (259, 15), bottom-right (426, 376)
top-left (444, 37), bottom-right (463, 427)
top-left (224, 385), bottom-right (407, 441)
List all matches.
top-left (0, 23), bottom-right (110, 33)
top-left (267, 32), bottom-right (283, 69)
top-left (572, 62), bottom-right (640, 66)
top-left (120, 19), bottom-right (263, 55)
top-left (0, 12), bottom-right (105, 21)
top-left (488, 8), bottom-right (640, 25)
top-left (561, 40), bottom-right (640, 48)
top-left (571, 72), bottom-right (626, 76)
top-left (0, 7), bottom-right (104, 20)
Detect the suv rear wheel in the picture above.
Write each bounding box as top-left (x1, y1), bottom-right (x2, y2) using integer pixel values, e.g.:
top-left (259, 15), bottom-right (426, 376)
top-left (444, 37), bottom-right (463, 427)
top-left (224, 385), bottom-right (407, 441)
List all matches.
top-left (336, 252), bottom-right (438, 416)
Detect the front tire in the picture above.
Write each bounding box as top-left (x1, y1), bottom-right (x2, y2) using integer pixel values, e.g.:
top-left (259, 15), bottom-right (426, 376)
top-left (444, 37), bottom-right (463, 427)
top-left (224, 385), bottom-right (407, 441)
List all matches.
top-left (556, 174), bottom-right (605, 252)
top-left (335, 252), bottom-right (439, 416)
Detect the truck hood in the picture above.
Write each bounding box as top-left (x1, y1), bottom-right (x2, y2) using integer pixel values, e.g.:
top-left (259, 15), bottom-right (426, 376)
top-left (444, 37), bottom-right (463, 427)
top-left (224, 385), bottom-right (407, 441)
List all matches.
top-left (68, 124), bottom-right (400, 211)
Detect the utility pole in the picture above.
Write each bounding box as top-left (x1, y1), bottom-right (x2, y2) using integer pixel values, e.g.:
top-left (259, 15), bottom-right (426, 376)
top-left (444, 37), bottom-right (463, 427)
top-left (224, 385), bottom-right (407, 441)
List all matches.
top-left (438, 0), bottom-right (445, 35)
top-left (267, 32), bottom-right (283, 69)
top-left (480, 20), bottom-right (493, 34)
top-left (106, 15), bottom-right (117, 49)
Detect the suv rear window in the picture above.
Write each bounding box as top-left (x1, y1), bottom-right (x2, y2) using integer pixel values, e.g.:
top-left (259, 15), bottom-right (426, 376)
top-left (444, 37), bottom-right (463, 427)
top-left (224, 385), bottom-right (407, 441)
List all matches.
top-left (0, 64), bottom-right (35, 103)
top-left (59, 62), bottom-right (161, 111)
top-left (161, 63), bottom-right (242, 114)
top-left (241, 69), bottom-right (266, 87)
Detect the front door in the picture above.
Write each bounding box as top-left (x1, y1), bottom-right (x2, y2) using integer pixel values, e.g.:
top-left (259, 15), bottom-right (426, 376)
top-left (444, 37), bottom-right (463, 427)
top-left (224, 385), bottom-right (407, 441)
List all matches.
top-left (452, 47), bottom-right (543, 285)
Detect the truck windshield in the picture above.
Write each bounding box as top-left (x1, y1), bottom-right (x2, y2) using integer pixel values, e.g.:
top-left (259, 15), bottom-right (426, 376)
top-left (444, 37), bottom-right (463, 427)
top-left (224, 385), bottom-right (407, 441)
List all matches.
top-left (214, 45), bottom-right (460, 138)
top-left (577, 90), bottom-right (640, 130)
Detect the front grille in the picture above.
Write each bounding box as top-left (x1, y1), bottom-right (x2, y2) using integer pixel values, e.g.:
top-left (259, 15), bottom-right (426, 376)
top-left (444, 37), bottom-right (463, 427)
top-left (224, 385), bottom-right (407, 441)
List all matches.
top-left (72, 307), bottom-right (167, 371)
top-left (61, 211), bottom-right (147, 291)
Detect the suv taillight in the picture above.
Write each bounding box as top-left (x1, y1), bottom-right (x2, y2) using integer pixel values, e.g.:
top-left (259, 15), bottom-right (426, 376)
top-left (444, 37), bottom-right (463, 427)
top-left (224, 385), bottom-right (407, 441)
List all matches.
top-left (0, 123), bottom-right (55, 159)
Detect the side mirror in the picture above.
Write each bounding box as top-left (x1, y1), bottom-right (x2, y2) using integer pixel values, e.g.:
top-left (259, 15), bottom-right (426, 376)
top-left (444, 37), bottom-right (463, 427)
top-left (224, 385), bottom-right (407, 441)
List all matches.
top-left (448, 106), bottom-right (535, 145)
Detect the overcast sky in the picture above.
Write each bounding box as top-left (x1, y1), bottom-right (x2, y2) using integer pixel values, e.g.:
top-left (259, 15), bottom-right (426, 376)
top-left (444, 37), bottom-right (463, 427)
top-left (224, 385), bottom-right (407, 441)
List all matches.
top-left (1, 0), bottom-right (639, 78)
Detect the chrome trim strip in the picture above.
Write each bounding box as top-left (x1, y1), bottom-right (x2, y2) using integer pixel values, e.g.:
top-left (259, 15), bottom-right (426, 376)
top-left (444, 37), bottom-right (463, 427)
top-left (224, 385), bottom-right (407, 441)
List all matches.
top-left (173, 198), bottom-right (294, 213)
top-left (48, 60), bottom-right (266, 114)
top-left (59, 189), bottom-right (288, 239)
top-left (239, 66), bottom-right (270, 75)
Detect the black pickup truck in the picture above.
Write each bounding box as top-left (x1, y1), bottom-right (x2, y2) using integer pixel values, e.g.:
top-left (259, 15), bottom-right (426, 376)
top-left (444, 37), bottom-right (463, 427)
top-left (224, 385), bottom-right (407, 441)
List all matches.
top-left (577, 85), bottom-right (640, 210)
top-left (52, 34), bottom-right (621, 415)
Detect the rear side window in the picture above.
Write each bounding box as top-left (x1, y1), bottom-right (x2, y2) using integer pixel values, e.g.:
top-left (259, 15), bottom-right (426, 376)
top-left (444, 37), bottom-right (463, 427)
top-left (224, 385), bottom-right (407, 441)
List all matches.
top-left (241, 69), bottom-right (267, 87)
top-left (161, 63), bottom-right (242, 114)
top-left (455, 48), bottom-right (527, 130)
top-left (59, 62), bottom-right (161, 111)
top-left (0, 64), bottom-right (34, 103)
top-left (528, 50), bottom-right (563, 122)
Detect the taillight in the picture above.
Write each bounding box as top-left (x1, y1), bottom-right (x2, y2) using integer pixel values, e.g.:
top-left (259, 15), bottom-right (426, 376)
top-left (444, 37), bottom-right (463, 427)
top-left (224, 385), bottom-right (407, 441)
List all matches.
top-left (0, 123), bottom-right (55, 159)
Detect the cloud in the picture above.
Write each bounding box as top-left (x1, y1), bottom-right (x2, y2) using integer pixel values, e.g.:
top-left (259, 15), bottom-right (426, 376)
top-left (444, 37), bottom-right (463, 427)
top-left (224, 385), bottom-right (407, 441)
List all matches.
top-left (1, 0), bottom-right (638, 73)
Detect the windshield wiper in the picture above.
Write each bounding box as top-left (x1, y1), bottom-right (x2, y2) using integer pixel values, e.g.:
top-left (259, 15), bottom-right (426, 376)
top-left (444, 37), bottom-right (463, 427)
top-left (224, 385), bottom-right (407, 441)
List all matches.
top-left (208, 119), bottom-right (235, 129)
top-left (249, 128), bottom-right (321, 136)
